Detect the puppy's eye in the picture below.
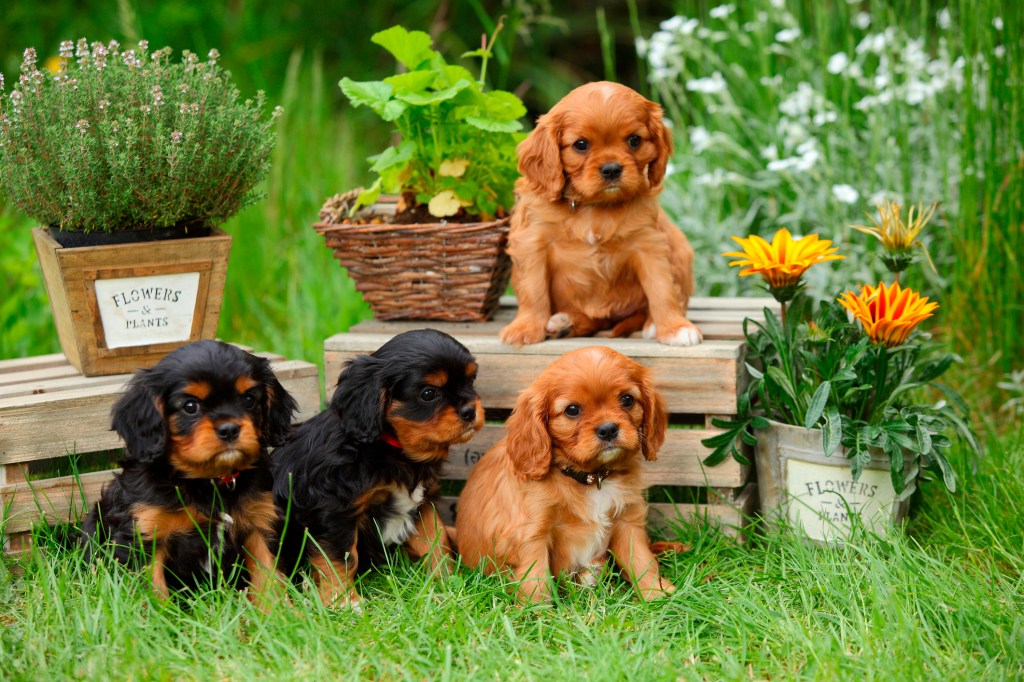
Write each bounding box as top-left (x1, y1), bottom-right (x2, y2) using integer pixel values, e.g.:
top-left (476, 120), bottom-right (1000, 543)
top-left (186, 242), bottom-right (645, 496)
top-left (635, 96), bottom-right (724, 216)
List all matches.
top-left (420, 388), bottom-right (438, 402)
top-left (627, 134), bottom-right (642, 149)
top-left (242, 394), bottom-right (257, 409)
top-left (620, 394), bottom-right (636, 408)
top-left (182, 399), bottom-right (200, 415)
top-left (564, 404), bottom-right (582, 417)
top-left (572, 139), bottom-right (589, 152)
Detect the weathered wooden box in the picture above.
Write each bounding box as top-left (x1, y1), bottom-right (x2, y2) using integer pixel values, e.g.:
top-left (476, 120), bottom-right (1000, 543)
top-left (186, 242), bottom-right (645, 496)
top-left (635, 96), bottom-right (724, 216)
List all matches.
top-left (325, 296), bottom-right (777, 538)
top-left (32, 228), bottom-right (232, 376)
top-left (0, 351), bottom-right (321, 552)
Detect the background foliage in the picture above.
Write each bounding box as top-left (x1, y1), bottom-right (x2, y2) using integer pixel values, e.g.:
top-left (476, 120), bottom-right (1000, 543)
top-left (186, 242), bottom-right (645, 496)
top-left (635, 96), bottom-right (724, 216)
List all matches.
top-left (1, 2), bottom-right (1023, 679)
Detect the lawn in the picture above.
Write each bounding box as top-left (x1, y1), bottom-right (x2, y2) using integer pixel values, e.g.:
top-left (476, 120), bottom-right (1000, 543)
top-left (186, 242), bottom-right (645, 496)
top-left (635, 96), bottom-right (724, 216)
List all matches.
top-left (2, 1), bottom-right (1023, 680)
top-left (2, 426), bottom-right (1021, 680)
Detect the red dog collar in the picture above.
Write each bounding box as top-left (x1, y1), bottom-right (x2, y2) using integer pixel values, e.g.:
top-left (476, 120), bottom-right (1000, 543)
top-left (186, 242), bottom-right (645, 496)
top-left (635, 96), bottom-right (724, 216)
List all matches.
top-left (381, 432), bottom-right (402, 449)
top-left (218, 470), bottom-right (241, 490)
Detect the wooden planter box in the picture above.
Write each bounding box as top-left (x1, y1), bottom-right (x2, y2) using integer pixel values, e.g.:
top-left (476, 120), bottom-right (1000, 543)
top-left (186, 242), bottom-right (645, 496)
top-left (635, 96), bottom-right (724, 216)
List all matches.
top-left (0, 350), bottom-right (321, 553)
top-left (324, 296), bottom-right (778, 538)
top-left (32, 228), bottom-right (232, 376)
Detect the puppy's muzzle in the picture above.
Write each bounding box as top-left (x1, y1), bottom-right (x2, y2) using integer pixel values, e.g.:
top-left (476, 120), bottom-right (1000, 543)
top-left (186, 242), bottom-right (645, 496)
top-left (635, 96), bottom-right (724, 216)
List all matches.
top-left (596, 422), bottom-right (620, 443)
top-left (458, 403), bottom-right (478, 423)
top-left (600, 163), bottom-right (623, 182)
top-left (215, 421), bottom-right (241, 443)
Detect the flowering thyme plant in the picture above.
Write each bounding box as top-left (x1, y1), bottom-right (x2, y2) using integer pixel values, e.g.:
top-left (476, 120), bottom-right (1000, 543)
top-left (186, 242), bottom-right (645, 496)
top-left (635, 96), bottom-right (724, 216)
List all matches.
top-left (0, 39), bottom-right (281, 234)
top-left (704, 206), bottom-right (979, 494)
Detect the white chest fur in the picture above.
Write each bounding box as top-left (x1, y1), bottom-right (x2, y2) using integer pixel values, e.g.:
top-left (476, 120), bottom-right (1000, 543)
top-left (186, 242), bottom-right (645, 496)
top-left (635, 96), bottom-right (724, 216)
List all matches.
top-left (565, 479), bottom-right (629, 572)
top-left (374, 483), bottom-right (426, 546)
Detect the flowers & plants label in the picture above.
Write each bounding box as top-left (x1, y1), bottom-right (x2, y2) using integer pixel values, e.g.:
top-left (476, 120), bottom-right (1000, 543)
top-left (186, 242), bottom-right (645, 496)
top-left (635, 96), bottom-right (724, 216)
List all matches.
top-left (785, 458), bottom-right (898, 541)
top-left (93, 272), bottom-right (200, 348)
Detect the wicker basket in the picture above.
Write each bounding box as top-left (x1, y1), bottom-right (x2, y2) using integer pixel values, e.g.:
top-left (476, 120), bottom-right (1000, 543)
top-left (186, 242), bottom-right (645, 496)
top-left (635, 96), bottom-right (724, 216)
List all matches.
top-left (314, 193), bottom-right (512, 322)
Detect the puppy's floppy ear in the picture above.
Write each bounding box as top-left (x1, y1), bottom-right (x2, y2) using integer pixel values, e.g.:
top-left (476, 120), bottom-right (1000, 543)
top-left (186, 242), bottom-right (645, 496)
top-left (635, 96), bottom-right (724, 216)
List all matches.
top-left (330, 354), bottom-right (386, 444)
top-left (111, 371), bottom-right (166, 464)
top-left (645, 100), bottom-right (675, 189)
top-left (517, 111), bottom-right (565, 202)
top-left (504, 388), bottom-right (552, 479)
top-left (252, 356), bottom-right (299, 447)
top-left (636, 365), bottom-right (668, 460)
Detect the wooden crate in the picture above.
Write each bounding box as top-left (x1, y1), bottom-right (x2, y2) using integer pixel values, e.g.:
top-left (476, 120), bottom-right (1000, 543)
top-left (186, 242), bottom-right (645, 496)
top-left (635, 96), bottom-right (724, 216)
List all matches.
top-left (0, 351), bottom-right (321, 552)
top-left (32, 227), bottom-right (232, 376)
top-left (325, 296), bottom-right (778, 538)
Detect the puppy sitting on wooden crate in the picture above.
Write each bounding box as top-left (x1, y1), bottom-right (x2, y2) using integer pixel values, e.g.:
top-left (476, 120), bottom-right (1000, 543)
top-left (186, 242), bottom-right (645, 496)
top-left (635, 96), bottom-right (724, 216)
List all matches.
top-left (81, 341), bottom-right (298, 609)
top-left (455, 346), bottom-right (676, 602)
top-left (499, 81), bottom-right (703, 347)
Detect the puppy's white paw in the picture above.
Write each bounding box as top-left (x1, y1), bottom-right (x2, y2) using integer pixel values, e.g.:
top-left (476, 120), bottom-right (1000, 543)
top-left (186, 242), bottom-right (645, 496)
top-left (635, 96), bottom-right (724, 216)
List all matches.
top-left (546, 312), bottom-right (573, 338)
top-left (642, 322), bottom-right (658, 340)
top-left (660, 324), bottom-right (703, 346)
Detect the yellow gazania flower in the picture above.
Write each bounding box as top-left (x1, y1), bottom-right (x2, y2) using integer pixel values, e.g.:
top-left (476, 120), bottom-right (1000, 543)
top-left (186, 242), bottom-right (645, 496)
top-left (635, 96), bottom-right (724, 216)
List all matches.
top-left (837, 281), bottom-right (939, 347)
top-left (723, 228), bottom-right (844, 302)
top-left (850, 199), bottom-right (937, 274)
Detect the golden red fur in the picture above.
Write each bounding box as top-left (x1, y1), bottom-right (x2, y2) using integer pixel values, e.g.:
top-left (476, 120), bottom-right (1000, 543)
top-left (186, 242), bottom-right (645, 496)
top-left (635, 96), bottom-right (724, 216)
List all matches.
top-left (455, 346), bottom-right (675, 602)
top-left (500, 81), bottom-right (702, 347)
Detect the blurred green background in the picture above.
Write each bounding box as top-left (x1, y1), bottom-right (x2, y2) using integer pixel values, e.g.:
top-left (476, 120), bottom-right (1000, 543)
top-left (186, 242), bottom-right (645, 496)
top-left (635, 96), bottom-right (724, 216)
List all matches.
top-left (2, 0), bottom-right (1022, 412)
top-left (0, 0), bottom-right (675, 365)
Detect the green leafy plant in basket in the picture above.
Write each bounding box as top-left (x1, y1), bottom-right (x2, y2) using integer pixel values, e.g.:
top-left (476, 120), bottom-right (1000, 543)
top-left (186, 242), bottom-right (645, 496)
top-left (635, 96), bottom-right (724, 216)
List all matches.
top-left (340, 22), bottom-right (526, 221)
top-left (703, 202), bottom-right (980, 497)
top-left (0, 39), bottom-right (280, 240)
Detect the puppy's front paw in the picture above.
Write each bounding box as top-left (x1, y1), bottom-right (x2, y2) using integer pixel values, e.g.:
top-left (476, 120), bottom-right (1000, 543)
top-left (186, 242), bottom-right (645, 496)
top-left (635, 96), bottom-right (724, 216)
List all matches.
top-left (637, 578), bottom-right (676, 600)
top-left (647, 321), bottom-right (703, 347)
top-left (500, 319), bottom-right (547, 346)
top-left (545, 312), bottom-right (573, 338)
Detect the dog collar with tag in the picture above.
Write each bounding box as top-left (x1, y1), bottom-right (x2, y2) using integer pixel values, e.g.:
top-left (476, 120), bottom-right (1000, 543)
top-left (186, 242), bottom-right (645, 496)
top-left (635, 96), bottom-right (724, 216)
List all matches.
top-left (558, 464), bottom-right (614, 490)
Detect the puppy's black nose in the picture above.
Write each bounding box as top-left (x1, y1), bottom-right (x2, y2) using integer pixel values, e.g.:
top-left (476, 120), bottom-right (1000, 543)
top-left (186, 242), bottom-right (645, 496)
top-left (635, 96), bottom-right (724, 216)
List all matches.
top-left (600, 163), bottom-right (623, 181)
top-left (458, 403), bottom-right (478, 423)
top-left (596, 422), bottom-right (619, 442)
top-left (215, 422), bottom-right (241, 442)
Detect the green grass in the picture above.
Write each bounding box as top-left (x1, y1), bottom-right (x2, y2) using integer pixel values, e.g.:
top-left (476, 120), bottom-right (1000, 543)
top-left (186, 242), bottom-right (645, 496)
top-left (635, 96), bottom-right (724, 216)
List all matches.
top-left (3, 427), bottom-right (1022, 680)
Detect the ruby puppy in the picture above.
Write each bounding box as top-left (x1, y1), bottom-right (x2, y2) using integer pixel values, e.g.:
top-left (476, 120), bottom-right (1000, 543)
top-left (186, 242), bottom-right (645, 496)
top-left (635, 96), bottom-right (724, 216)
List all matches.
top-left (456, 346), bottom-right (675, 602)
top-left (500, 81), bottom-right (702, 347)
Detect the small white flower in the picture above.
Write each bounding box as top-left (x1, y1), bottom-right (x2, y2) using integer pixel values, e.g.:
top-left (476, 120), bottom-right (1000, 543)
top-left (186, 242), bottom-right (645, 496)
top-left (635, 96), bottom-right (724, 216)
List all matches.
top-left (171, 131), bottom-right (183, 144)
top-left (854, 12), bottom-right (872, 30)
top-left (994, 45), bottom-right (1006, 59)
top-left (827, 52), bottom-right (850, 75)
top-left (686, 71), bottom-right (727, 95)
top-left (272, 105), bottom-right (284, 118)
top-left (710, 4), bottom-right (735, 19)
top-left (937, 8), bottom-right (952, 29)
top-left (831, 184), bottom-right (860, 204)
top-left (775, 28), bottom-right (801, 44)
top-left (993, 17), bottom-right (1004, 31)
top-left (813, 111), bottom-right (838, 126)
top-left (660, 15), bottom-right (699, 36)
top-left (689, 126), bottom-right (712, 153)
top-left (761, 145), bottom-right (779, 161)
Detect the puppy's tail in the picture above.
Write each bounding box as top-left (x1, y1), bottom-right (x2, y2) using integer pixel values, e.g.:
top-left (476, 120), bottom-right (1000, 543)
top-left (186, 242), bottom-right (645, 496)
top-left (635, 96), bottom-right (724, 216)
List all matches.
top-left (444, 525), bottom-right (458, 552)
top-left (649, 540), bottom-right (691, 555)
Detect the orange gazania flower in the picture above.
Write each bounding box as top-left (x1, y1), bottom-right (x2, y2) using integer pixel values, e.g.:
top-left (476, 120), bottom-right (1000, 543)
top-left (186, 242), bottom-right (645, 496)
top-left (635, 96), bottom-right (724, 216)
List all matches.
top-left (837, 281), bottom-right (939, 347)
top-left (724, 228), bottom-right (844, 302)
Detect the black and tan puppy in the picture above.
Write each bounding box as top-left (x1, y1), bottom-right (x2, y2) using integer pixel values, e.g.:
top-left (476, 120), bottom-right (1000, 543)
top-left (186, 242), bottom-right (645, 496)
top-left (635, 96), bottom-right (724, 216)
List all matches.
top-left (81, 340), bottom-right (297, 607)
top-left (272, 328), bottom-right (483, 608)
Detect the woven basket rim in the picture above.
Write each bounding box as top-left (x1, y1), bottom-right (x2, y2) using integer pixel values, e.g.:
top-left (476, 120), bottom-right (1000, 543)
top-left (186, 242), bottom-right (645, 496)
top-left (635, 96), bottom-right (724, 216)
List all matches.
top-left (314, 216), bottom-right (509, 236)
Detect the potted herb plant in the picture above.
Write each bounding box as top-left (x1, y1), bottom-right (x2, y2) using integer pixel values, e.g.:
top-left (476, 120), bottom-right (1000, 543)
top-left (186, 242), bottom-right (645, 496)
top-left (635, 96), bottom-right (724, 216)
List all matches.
top-left (704, 202), bottom-right (979, 543)
top-left (0, 40), bottom-right (279, 375)
top-left (314, 23), bottom-right (525, 322)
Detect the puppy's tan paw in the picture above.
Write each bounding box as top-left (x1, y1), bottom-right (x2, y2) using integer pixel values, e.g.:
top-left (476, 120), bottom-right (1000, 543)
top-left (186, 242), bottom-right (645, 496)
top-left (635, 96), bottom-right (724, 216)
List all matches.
top-left (545, 312), bottom-right (573, 338)
top-left (500, 319), bottom-right (547, 346)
